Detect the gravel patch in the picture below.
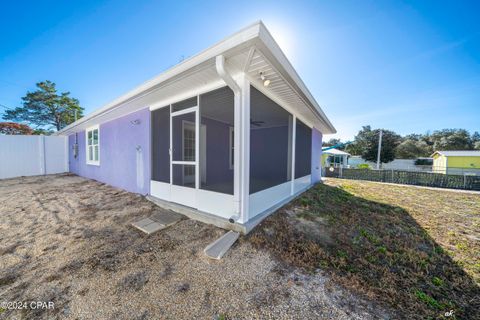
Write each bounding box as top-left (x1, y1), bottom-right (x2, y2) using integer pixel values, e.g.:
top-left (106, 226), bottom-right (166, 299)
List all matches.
top-left (0, 174), bottom-right (392, 319)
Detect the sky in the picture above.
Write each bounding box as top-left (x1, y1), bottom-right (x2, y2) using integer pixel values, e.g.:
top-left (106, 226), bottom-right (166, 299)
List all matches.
top-left (0, 0), bottom-right (479, 140)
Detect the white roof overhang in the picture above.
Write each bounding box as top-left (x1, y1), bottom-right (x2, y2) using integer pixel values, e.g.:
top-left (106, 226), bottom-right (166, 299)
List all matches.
top-left (57, 21), bottom-right (336, 136)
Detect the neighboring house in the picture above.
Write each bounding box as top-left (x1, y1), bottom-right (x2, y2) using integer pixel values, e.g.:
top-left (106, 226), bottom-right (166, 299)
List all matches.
top-left (322, 148), bottom-right (350, 168)
top-left (349, 157), bottom-right (433, 172)
top-left (431, 151), bottom-right (480, 175)
top-left (56, 21), bottom-right (336, 233)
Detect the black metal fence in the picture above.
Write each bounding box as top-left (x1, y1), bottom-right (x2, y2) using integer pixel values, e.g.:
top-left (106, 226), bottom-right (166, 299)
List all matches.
top-left (324, 167), bottom-right (480, 191)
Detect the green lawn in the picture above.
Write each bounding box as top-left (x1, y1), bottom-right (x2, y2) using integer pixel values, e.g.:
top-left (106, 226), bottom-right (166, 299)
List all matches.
top-left (248, 178), bottom-right (480, 319)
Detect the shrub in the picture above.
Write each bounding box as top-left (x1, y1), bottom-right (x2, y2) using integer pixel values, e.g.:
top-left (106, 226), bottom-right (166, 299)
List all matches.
top-left (357, 163), bottom-right (371, 169)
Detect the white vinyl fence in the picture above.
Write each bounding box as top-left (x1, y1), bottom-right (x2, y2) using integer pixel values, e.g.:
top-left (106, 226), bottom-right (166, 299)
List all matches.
top-left (0, 135), bottom-right (68, 179)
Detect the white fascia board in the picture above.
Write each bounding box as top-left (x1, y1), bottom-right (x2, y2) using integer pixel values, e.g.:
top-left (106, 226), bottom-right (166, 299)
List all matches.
top-left (56, 22), bottom-right (262, 136)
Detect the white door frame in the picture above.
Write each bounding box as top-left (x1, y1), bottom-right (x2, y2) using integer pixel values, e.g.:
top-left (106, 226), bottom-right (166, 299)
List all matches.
top-left (170, 105), bottom-right (199, 208)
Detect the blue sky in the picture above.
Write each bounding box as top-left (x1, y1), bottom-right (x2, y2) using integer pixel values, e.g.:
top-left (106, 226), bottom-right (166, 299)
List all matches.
top-left (0, 0), bottom-right (479, 140)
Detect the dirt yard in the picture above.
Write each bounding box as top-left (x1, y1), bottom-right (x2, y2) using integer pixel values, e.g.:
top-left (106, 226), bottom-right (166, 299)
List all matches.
top-left (249, 178), bottom-right (480, 319)
top-left (0, 174), bottom-right (390, 320)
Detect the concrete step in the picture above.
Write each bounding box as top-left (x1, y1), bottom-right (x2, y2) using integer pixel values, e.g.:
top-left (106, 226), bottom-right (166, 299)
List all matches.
top-left (204, 230), bottom-right (240, 260)
top-left (132, 218), bottom-right (165, 235)
top-left (132, 210), bottom-right (183, 235)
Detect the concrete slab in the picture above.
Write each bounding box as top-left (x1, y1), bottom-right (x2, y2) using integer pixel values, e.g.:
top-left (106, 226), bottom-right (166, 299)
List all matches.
top-left (141, 222), bottom-right (166, 235)
top-left (204, 230), bottom-right (240, 260)
top-left (150, 210), bottom-right (183, 226)
top-left (132, 210), bottom-right (184, 235)
top-left (132, 218), bottom-right (155, 229)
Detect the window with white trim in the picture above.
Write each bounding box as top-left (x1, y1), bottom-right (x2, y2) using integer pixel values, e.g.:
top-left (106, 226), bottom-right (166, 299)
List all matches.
top-left (86, 125), bottom-right (100, 165)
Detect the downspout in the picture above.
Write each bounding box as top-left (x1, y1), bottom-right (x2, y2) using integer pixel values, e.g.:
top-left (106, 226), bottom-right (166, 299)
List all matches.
top-left (216, 55), bottom-right (241, 93)
top-left (215, 55), bottom-right (243, 224)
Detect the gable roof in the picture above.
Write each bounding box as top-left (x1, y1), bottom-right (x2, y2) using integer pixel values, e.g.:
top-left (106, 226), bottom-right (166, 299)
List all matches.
top-left (431, 150), bottom-right (480, 157)
top-left (56, 21), bottom-right (336, 136)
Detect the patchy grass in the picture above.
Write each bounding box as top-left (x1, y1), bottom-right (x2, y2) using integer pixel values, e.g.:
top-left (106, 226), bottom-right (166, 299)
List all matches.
top-left (248, 179), bottom-right (480, 319)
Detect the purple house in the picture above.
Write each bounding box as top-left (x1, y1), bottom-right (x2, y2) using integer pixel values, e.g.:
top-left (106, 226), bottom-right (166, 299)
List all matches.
top-left (57, 21), bottom-right (336, 233)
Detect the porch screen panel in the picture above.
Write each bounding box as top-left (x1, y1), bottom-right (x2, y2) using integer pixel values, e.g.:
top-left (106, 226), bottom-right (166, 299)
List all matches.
top-left (199, 86), bottom-right (234, 195)
top-left (151, 106), bottom-right (170, 183)
top-left (295, 119), bottom-right (312, 178)
top-left (172, 96), bottom-right (197, 112)
top-left (250, 86), bottom-right (293, 194)
top-left (172, 164), bottom-right (195, 188)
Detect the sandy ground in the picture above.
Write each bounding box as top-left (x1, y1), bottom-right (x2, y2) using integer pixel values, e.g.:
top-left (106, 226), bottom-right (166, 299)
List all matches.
top-left (0, 174), bottom-right (391, 319)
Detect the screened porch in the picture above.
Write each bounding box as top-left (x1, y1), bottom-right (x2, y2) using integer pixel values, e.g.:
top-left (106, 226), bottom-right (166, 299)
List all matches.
top-left (150, 83), bottom-right (312, 225)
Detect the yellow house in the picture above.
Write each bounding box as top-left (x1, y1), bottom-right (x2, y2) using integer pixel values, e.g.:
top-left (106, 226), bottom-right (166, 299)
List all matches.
top-left (431, 150), bottom-right (480, 175)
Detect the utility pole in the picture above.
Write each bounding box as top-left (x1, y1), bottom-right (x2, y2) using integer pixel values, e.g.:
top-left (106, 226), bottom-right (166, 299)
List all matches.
top-left (376, 129), bottom-right (383, 170)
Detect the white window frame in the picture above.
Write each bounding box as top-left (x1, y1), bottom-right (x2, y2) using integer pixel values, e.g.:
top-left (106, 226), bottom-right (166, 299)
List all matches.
top-left (229, 126), bottom-right (234, 170)
top-left (86, 124), bottom-right (100, 166)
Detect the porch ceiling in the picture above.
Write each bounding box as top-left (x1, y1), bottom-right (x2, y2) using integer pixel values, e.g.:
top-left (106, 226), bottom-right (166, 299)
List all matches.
top-left (227, 46), bottom-right (334, 132)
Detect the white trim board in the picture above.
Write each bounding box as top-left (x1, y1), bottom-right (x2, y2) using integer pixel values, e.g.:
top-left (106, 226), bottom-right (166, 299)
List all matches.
top-left (149, 180), bottom-right (235, 219)
top-left (249, 180), bottom-right (291, 219)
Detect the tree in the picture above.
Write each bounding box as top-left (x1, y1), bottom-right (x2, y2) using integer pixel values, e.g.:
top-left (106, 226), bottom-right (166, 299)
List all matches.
top-left (32, 128), bottom-right (54, 135)
top-left (0, 122), bottom-right (33, 135)
top-left (323, 138), bottom-right (347, 150)
top-left (344, 142), bottom-right (363, 156)
top-left (2, 81), bottom-right (83, 131)
top-left (395, 139), bottom-right (432, 159)
top-left (352, 125), bottom-right (401, 163)
top-left (429, 129), bottom-right (473, 151)
top-left (472, 132), bottom-right (480, 150)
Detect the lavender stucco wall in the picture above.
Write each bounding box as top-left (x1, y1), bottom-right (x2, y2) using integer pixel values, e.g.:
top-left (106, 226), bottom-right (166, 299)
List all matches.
top-left (68, 108), bottom-right (151, 194)
top-left (311, 128), bottom-right (323, 183)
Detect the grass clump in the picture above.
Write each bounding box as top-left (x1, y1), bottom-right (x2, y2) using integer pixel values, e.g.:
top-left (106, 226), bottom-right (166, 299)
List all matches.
top-left (415, 290), bottom-right (441, 309)
top-left (432, 276), bottom-right (444, 287)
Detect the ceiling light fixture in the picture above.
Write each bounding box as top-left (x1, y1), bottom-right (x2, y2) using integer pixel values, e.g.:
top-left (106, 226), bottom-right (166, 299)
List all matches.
top-left (259, 72), bottom-right (271, 87)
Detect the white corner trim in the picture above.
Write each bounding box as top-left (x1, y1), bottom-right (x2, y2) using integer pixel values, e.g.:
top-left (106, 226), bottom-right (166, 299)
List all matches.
top-left (229, 126), bottom-right (234, 170)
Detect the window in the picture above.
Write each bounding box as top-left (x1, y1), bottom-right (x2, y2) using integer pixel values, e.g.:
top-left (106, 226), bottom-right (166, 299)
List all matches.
top-left (86, 125), bottom-right (100, 165)
top-left (172, 111), bottom-right (196, 189)
top-left (182, 121), bottom-right (196, 186)
top-left (182, 121), bottom-right (195, 161)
